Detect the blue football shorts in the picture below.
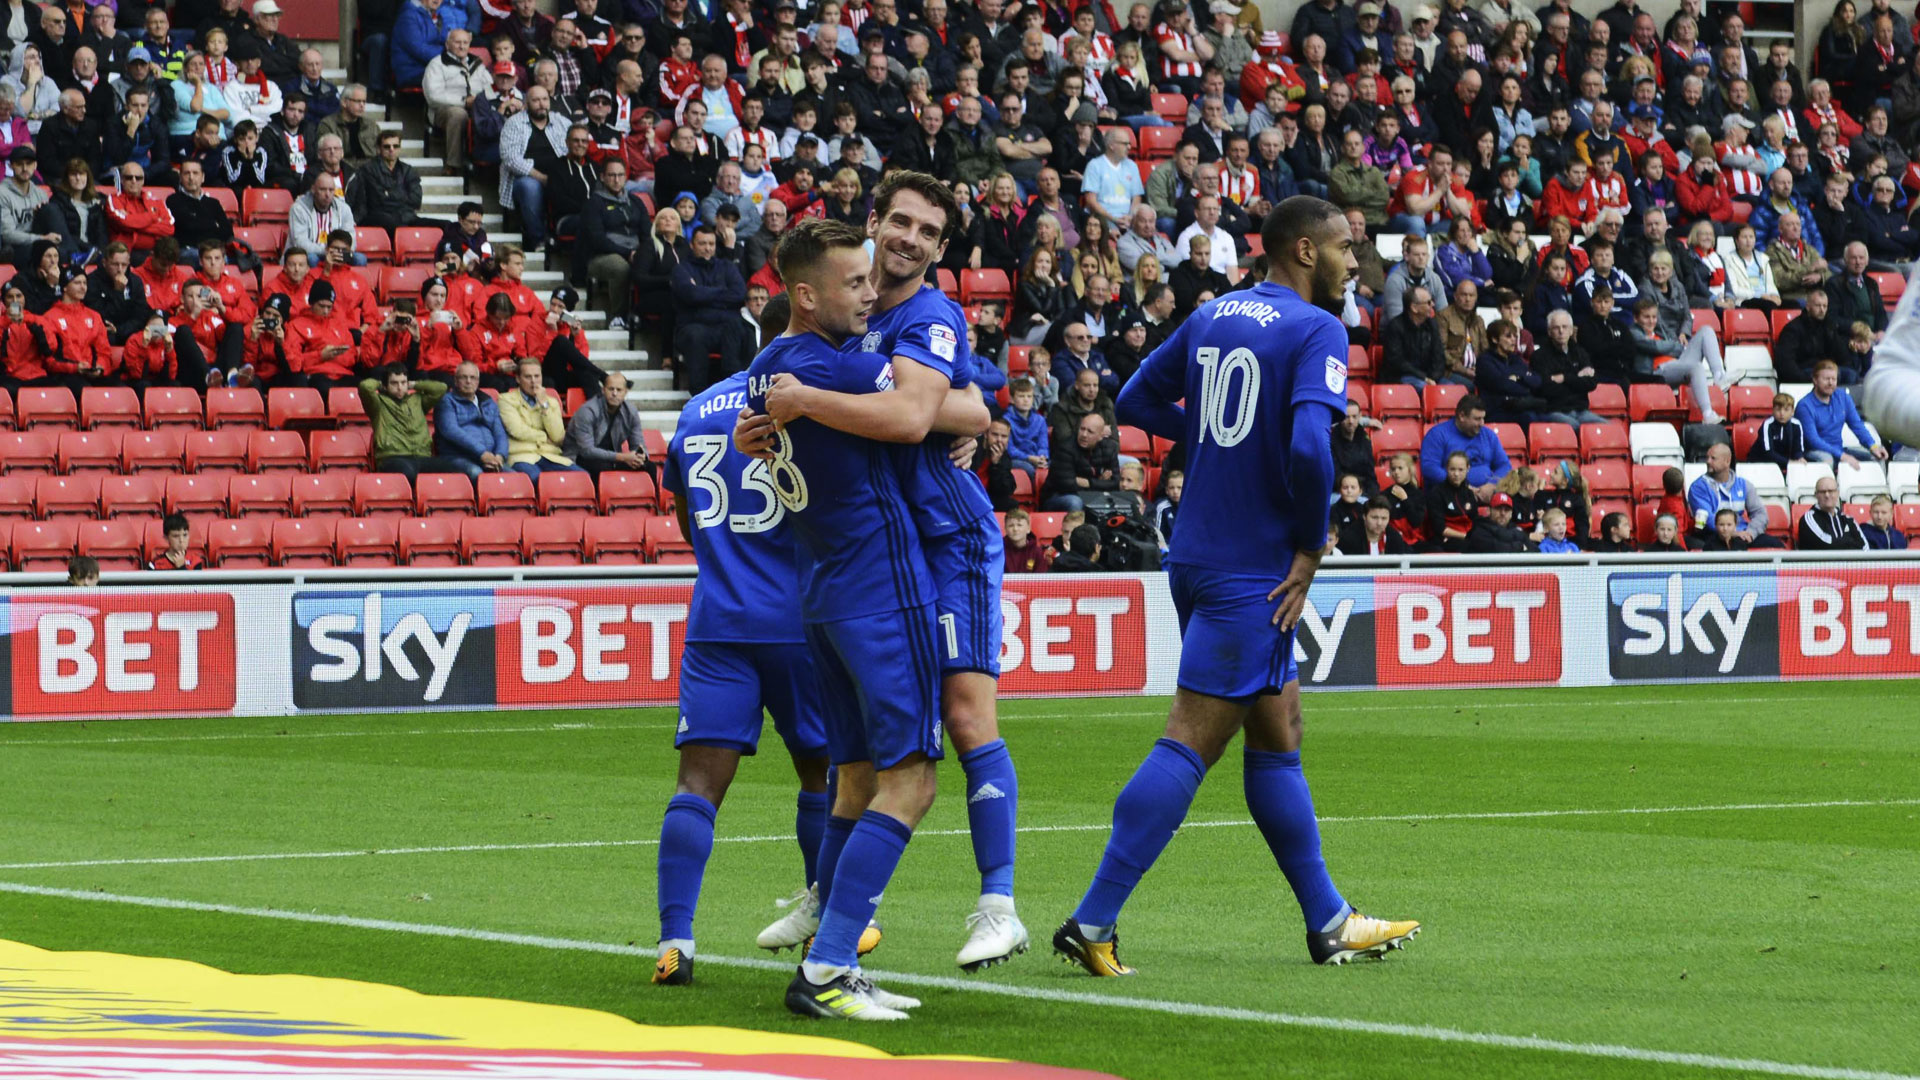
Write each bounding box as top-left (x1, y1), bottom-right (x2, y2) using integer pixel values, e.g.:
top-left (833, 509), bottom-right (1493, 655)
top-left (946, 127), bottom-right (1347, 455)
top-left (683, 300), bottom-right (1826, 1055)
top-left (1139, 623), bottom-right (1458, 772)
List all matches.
top-left (675, 641), bottom-right (830, 758)
top-left (924, 515), bottom-right (1005, 678)
top-left (804, 604), bottom-right (945, 769)
top-left (1167, 562), bottom-right (1301, 702)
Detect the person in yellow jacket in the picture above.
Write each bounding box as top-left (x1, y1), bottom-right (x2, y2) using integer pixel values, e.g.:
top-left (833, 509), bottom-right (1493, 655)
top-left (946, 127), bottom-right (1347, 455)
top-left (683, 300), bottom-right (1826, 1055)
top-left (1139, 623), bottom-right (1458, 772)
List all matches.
top-left (498, 359), bottom-right (587, 480)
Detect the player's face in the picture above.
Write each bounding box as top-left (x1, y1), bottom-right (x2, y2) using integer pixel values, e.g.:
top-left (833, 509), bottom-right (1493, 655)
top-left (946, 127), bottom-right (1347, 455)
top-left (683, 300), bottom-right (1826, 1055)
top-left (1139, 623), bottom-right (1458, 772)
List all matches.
top-left (811, 247), bottom-right (877, 338)
top-left (869, 188), bottom-right (949, 285)
top-left (1309, 218), bottom-right (1357, 309)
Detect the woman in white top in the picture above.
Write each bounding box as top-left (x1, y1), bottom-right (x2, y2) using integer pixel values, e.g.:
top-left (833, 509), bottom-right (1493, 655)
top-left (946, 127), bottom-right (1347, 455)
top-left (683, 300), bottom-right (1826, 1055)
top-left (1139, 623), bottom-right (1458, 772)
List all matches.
top-left (0, 44), bottom-right (59, 133)
top-left (1723, 222), bottom-right (1782, 312)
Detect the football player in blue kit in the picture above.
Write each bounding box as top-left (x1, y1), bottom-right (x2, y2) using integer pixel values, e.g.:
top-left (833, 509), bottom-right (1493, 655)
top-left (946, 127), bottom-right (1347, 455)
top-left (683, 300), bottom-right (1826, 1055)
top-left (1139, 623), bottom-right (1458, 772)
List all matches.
top-left (745, 171), bottom-right (1030, 972)
top-left (649, 365), bottom-right (833, 988)
top-left (1053, 197), bottom-right (1422, 975)
top-left (745, 219), bottom-right (968, 1021)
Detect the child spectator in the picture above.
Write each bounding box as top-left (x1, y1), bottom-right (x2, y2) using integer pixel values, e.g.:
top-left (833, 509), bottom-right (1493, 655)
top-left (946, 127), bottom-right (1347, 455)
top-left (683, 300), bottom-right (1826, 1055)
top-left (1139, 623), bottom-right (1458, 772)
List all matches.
top-left (1329, 472), bottom-right (1367, 538)
top-left (1839, 320), bottom-right (1874, 385)
top-left (1644, 513), bottom-right (1689, 553)
top-left (1153, 469), bottom-right (1181, 541)
top-left (1118, 461), bottom-right (1152, 519)
top-left (1537, 508), bottom-right (1581, 553)
top-left (148, 513), bottom-right (205, 570)
top-left (1382, 452), bottom-right (1425, 548)
top-left (1004, 377), bottom-right (1050, 475)
top-left (1024, 345), bottom-right (1061, 410)
top-left (975, 302), bottom-right (1008, 368)
top-left (1862, 495), bottom-right (1910, 549)
top-left (1749, 392), bottom-right (1808, 466)
top-left (66, 556), bottom-right (100, 586)
top-left (1701, 507), bottom-right (1752, 551)
top-left (1003, 508), bottom-right (1055, 572)
top-left (1051, 509), bottom-right (1087, 557)
top-left (1656, 467), bottom-right (1688, 535)
top-left (1425, 451), bottom-right (1479, 552)
top-left (1593, 511), bottom-right (1637, 552)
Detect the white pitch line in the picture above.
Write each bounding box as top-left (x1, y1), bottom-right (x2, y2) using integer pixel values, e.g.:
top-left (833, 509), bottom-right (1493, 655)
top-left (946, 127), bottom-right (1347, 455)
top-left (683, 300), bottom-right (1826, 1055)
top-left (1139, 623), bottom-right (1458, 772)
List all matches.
top-left (0, 880), bottom-right (1909, 1080)
top-left (3, 798), bottom-right (1912, 871)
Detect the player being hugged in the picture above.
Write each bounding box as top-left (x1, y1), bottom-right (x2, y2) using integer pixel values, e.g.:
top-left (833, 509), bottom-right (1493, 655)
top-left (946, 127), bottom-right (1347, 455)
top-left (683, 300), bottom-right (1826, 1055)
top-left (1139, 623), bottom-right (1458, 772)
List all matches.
top-left (742, 171), bottom-right (1026, 972)
top-left (1053, 196), bottom-right (1422, 975)
top-left (648, 333), bottom-right (835, 988)
top-left (745, 218), bottom-right (945, 1021)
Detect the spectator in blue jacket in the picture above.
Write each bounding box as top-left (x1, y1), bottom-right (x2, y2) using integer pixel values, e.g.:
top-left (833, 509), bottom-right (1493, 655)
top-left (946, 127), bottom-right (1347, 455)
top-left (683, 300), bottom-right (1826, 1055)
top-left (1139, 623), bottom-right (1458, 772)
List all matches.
top-left (1434, 215), bottom-right (1492, 298)
top-left (1537, 508), bottom-right (1582, 553)
top-left (1862, 495), bottom-right (1910, 548)
top-left (433, 360), bottom-right (509, 480)
top-left (1748, 168), bottom-right (1824, 251)
top-left (1004, 376), bottom-right (1049, 474)
top-left (1799, 359), bottom-right (1889, 464)
top-left (1050, 322), bottom-right (1118, 396)
top-left (669, 224), bottom-right (746, 394)
top-left (1420, 394), bottom-right (1511, 498)
top-left (393, 0), bottom-right (465, 90)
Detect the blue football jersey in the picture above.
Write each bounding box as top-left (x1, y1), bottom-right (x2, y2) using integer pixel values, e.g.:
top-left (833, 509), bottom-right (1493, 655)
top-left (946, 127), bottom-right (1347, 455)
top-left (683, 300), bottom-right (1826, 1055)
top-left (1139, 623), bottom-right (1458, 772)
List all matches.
top-left (663, 373), bottom-right (805, 645)
top-left (858, 284), bottom-right (996, 538)
top-left (1128, 282), bottom-right (1350, 575)
top-left (746, 332), bottom-right (933, 623)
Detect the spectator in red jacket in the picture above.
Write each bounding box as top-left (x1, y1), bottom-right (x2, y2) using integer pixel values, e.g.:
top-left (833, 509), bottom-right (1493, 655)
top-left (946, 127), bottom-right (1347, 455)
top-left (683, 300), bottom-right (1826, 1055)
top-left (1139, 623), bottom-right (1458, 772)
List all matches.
top-left (148, 514), bottom-right (206, 571)
top-left (0, 280), bottom-right (67, 395)
top-left (194, 239), bottom-right (258, 327)
top-left (459, 292), bottom-right (530, 388)
top-left (170, 282), bottom-right (239, 388)
top-left (122, 308), bottom-right (181, 389)
top-left (483, 244), bottom-right (544, 318)
top-left (312, 229), bottom-right (376, 328)
top-left (241, 294), bottom-right (294, 385)
top-left (263, 248), bottom-right (316, 318)
top-left (288, 278), bottom-right (361, 392)
top-left (1677, 144), bottom-right (1736, 224)
top-left (134, 237), bottom-right (196, 313)
top-left (104, 161), bottom-right (177, 260)
top-left (43, 268), bottom-right (117, 386)
top-left (1537, 158), bottom-right (1592, 227)
top-left (409, 277), bottom-right (472, 374)
top-left (511, 284), bottom-right (605, 393)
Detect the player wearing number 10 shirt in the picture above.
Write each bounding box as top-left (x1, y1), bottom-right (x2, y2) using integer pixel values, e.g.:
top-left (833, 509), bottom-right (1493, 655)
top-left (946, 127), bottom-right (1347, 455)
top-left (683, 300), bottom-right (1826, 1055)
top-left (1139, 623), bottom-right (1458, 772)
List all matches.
top-left (1052, 197), bottom-right (1422, 976)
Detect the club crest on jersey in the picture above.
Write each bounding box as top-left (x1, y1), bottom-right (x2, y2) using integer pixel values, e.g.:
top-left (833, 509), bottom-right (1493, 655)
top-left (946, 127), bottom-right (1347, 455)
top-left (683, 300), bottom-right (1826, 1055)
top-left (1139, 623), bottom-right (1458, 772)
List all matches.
top-left (875, 361), bottom-right (895, 391)
top-left (1325, 354), bottom-right (1348, 394)
top-left (861, 330), bottom-right (883, 353)
top-left (928, 323), bottom-right (958, 361)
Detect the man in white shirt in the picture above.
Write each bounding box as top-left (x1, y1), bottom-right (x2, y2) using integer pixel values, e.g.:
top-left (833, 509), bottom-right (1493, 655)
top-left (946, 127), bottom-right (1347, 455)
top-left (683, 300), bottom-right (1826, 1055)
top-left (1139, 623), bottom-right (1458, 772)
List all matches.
top-left (1173, 194), bottom-right (1235, 275)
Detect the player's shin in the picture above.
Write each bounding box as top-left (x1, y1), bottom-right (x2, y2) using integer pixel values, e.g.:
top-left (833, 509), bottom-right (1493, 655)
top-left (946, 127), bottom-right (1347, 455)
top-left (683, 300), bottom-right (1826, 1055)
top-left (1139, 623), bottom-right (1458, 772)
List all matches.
top-left (657, 793), bottom-right (718, 954)
top-left (796, 788), bottom-right (829, 887)
top-left (803, 810), bottom-right (914, 982)
top-left (814, 814), bottom-right (857, 910)
top-left (959, 738), bottom-right (1018, 897)
top-left (1243, 748), bottom-right (1348, 932)
top-left (1071, 737), bottom-right (1207, 938)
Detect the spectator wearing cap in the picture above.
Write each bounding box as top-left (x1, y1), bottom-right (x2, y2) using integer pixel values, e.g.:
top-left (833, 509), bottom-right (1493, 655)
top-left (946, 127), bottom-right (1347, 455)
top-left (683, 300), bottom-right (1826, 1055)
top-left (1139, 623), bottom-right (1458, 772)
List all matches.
top-left (44, 265), bottom-right (115, 385)
top-left (287, 171), bottom-right (359, 263)
top-left (0, 146), bottom-right (49, 266)
top-left (469, 61), bottom-right (525, 168)
top-left (513, 284), bottom-right (606, 396)
top-left (234, 0), bottom-right (299, 83)
top-left (286, 278), bottom-right (359, 392)
top-left (423, 28), bottom-right (486, 171)
top-left (582, 159), bottom-right (648, 328)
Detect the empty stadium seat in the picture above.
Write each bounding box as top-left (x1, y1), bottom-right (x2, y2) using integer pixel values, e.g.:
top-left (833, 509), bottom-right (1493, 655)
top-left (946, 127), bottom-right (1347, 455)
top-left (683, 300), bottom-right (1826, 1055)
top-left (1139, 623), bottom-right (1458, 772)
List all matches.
top-left (165, 474), bottom-right (228, 516)
top-left (1732, 418), bottom-right (1761, 460)
top-left (381, 264), bottom-right (433, 302)
top-left (58, 430), bottom-right (123, 473)
top-left (1690, 309), bottom-right (1718, 337)
top-left (1488, 423), bottom-right (1526, 466)
top-left (99, 474), bottom-right (165, 518)
top-left (1422, 383), bottom-right (1465, 422)
top-left (1116, 425), bottom-right (1153, 460)
top-left (0, 388), bottom-right (12, 429)
top-left (523, 515), bottom-right (585, 564)
top-left (11, 519), bottom-right (77, 571)
top-left (229, 473), bottom-right (294, 517)
top-left (233, 223), bottom-right (286, 257)
top-left (249, 430), bottom-right (310, 472)
top-left (291, 472), bottom-right (356, 517)
top-left (242, 186), bottom-right (293, 224)
top-left (478, 471), bottom-right (537, 516)
top-left (1735, 463), bottom-right (1788, 503)
top-left (1150, 91), bottom-right (1187, 121)
top-left (1890, 461), bottom-right (1920, 503)
top-left (1721, 308), bottom-right (1770, 344)
top-left (960, 269), bottom-right (1011, 306)
top-left (185, 429), bottom-right (250, 472)
top-left (1137, 123), bottom-right (1180, 160)
top-left (309, 428), bottom-right (372, 471)
top-left (398, 516), bottom-right (463, 565)
top-left (1629, 384), bottom-right (1687, 424)
top-left (460, 516), bottom-right (522, 565)
top-left (328, 387), bottom-right (370, 427)
top-left (1370, 383), bottom-right (1421, 422)
top-left (582, 516), bottom-right (646, 564)
top-left (645, 514), bottom-right (692, 562)
top-left (1345, 344), bottom-right (1374, 381)
top-left (353, 473), bottom-right (415, 517)
top-left (1630, 463), bottom-right (1672, 504)
top-left (1839, 461), bottom-right (1890, 503)
top-left (122, 428), bottom-right (187, 472)
top-left (78, 518), bottom-right (144, 570)
top-left (1723, 346), bottom-right (1775, 386)
top-left (335, 517), bottom-right (400, 565)
top-left (1727, 384), bottom-right (1776, 421)
top-left (208, 518), bottom-right (275, 567)
top-left (80, 386), bottom-right (142, 429)
top-left (414, 472), bottom-right (476, 515)
top-left (597, 469), bottom-right (657, 514)
top-left (1372, 421), bottom-right (1422, 464)
top-left (1633, 502), bottom-right (1663, 544)
top-left (0, 474), bottom-right (35, 517)
top-left (273, 518), bottom-right (336, 566)
top-left (537, 470), bottom-right (597, 515)
top-left (35, 474), bottom-right (101, 518)
top-left (1870, 271), bottom-right (1905, 308)
top-left (1899, 503), bottom-right (1920, 539)
top-left (1587, 382), bottom-right (1627, 422)
top-left (0, 429), bottom-right (58, 473)
top-left (1528, 422), bottom-right (1577, 465)
top-left (1581, 421), bottom-right (1632, 463)
top-left (1629, 423), bottom-right (1683, 466)
top-left (16, 386), bottom-right (78, 430)
top-left (395, 226), bottom-right (441, 264)
top-left (1786, 460), bottom-right (1834, 503)
top-left (145, 387), bottom-right (204, 428)
top-left (1678, 385), bottom-right (1728, 424)
top-left (1585, 460), bottom-right (1630, 501)
top-left (1010, 467), bottom-right (1037, 509)
top-left (354, 227), bottom-right (394, 265)
top-left (206, 388), bottom-right (267, 429)
top-left (267, 387), bottom-right (328, 429)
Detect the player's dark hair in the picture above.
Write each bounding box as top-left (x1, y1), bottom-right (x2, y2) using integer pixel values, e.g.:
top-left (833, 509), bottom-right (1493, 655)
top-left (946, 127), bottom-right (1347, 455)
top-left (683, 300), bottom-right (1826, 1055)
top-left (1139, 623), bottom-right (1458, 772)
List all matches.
top-left (775, 218), bottom-right (869, 286)
top-left (872, 169), bottom-right (962, 246)
top-left (1259, 195), bottom-right (1344, 264)
top-left (1456, 394), bottom-right (1487, 417)
top-left (1068, 524), bottom-right (1101, 556)
top-left (759, 290), bottom-right (791, 337)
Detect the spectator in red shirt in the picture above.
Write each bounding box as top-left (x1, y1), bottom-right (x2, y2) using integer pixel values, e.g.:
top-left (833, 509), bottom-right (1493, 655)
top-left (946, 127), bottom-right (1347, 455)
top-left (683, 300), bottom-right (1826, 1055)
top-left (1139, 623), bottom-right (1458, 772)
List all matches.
top-left (169, 282), bottom-right (235, 388)
top-left (134, 237), bottom-right (196, 312)
top-left (44, 268), bottom-right (117, 387)
top-left (148, 514), bottom-right (206, 570)
top-left (0, 280), bottom-right (66, 395)
top-left (105, 161), bottom-right (176, 260)
top-left (123, 308), bottom-right (182, 389)
top-left (288, 278), bottom-right (361, 392)
top-left (263, 248), bottom-right (317, 318)
top-left (312, 229), bottom-right (376, 327)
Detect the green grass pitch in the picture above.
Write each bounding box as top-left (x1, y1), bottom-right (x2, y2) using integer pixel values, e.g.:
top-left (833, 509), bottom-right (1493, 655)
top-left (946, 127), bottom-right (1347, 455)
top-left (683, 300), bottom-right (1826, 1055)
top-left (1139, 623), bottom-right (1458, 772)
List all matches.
top-left (1, 680), bottom-right (1917, 1080)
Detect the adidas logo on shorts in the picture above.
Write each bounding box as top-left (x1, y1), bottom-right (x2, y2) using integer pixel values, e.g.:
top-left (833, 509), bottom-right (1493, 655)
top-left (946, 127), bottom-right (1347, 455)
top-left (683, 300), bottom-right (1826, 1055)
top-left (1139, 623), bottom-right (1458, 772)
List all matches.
top-left (969, 783), bottom-right (1007, 804)
top-left (677, 717), bottom-right (689, 733)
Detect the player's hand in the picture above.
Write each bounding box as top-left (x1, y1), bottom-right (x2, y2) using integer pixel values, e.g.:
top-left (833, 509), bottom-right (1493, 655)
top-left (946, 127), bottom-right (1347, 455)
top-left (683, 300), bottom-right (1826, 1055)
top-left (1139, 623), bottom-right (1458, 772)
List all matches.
top-left (763, 372), bottom-right (811, 426)
top-left (948, 435), bottom-right (977, 465)
top-left (1267, 548), bottom-right (1323, 631)
top-left (733, 408), bottom-right (778, 459)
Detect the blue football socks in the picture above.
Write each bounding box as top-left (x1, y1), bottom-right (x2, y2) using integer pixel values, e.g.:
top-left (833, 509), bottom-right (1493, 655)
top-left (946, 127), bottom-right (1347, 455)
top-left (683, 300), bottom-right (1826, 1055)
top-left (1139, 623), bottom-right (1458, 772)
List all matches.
top-left (806, 810), bottom-right (913, 971)
top-left (1244, 749), bottom-right (1348, 932)
top-left (813, 814), bottom-right (857, 909)
top-left (656, 793), bottom-right (717, 944)
top-left (795, 789), bottom-right (828, 888)
top-left (959, 739), bottom-right (1018, 897)
top-left (1073, 738), bottom-right (1207, 934)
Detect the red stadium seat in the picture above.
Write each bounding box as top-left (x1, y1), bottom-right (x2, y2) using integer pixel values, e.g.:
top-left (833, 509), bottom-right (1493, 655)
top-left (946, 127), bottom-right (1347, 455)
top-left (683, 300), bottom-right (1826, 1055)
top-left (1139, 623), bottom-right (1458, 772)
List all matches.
top-left (1579, 421), bottom-right (1630, 462)
top-left (645, 514), bottom-right (692, 561)
top-left (291, 472), bottom-right (356, 517)
top-left (1529, 422), bottom-right (1578, 465)
top-left (327, 387), bottom-right (370, 427)
top-left (120, 428), bottom-right (188, 472)
top-left (1629, 384), bottom-right (1687, 424)
top-left (206, 387), bottom-right (266, 429)
top-left (58, 430), bottom-right (123, 474)
top-left (414, 472), bottom-right (476, 515)
top-left (0, 429), bottom-right (58, 473)
top-left (352, 473), bottom-right (415, 517)
top-left (0, 473), bottom-right (30, 517)
top-left (80, 386), bottom-right (142, 429)
top-left (960, 269), bottom-right (1012, 306)
top-left (35, 474), bottom-right (101, 518)
top-left (1585, 460), bottom-right (1630, 501)
top-left (17, 386), bottom-right (78, 429)
top-left (1137, 124), bottom-right (1180, 160)
top-left (1679, 385), bottom-right (1728, 424)
top-left (1630, 464), bottom-right (1671, 504)
top-left (1732, 418), bottom-right (1761, 460)
top-left (1771, 308), bottom-right (1800, 338)
top-left (522, 515), bottom-right (585, 564)
top-left (78, 518), bottom-right (144, 570)
top-left (335, 517), bottom-right (400, 565)
top-left (460, 516), bottom-right (523, 565)
top-left (208, 518), bottom-right (275, 567)
top-left (1727, 384), bottom-right (1776, 422)
top-left (11, 519), bottom-right (78, 571)
top-left (354, 227), bottom-right (394, 265)
top-left (272, 518), bottom-right (336, 566)
top-left (1117, 425), bottom-right (1152, 460)
top-left (597, 469), bottom-right (657, 514)
top-left (1422, 382), bottom-right (1466, 423)
top-left (395, 226), bottom-right (441, 264)
top-left (1007, 344), bottom-right (1032, 376)
top-left (478, 471), bottom-right (537, 516)
top-left (185, 429), bottom-right (250, 472)
top-left (233, 223), bottom-right (286, 257)
top-left (1588, 382), bottom-right (1627, 422)
top-left (145, 387), bottom-right (204, 428)
top-left (583, 516), bottom-right (647, 563)
top-left (242, 186), bottom-right (293, 225)
top-left (1721, 308), bottom-right (1769, 345)
top-left (381, 264), bottom-right (433, 303)
top-left (1634, 502), bottom-right (1663, 544)
top-left (936, 268), bottom-right (959, 299)
top-left (1488, 423), bottom-right (1526, 466)
top-left (1870, 270), bottom-right (1905, 309)
top-left (0, 387), bottom-right (12, 429)
top-left (1150, 91), bottom-right (1187, 122)
top-left (1898, 503), bottom-right (1920, 541)
top-left (267, 386), bottom-right (327, 429)
top-left (398, 516), bottom-right (463, 566)
top-left (1345, 344), bottom-right (1374, 381)
top-left (1373, 421), bottom-right (1422, 464)
top-left (1690, 309), bottom-right (1718, 338)
top-left (164, 473), bottom-right (227, 517)
top-left (228, 473), bottom-right (293, 517)
top-left (537, 470), bottom-right (597, 515)
top-left (309, 428), bottom-right (372, 471)
top-left (208, 187), bottom-right (240, 218)
top-left (1370, 383), bottom-right (1421, 422)
top-left (640, 429), bottom-right (669, 462)
top-left (248, 430), bottom-right (310, 472)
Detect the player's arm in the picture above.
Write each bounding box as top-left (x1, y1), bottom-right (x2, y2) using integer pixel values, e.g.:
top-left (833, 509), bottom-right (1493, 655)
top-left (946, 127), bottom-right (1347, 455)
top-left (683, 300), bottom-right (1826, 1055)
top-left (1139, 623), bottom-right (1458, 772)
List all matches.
top-left (1114, 320), bottom-right (1189, 441)
top-left (934, 384), bottom-right (992, 437)
top-left (763, 356), bottom-right (952, 443)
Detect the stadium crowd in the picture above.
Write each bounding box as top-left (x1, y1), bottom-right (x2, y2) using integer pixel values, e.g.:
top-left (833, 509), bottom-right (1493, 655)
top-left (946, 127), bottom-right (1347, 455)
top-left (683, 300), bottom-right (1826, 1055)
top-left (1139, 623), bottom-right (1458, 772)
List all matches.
top-left (3, 0), bottom-right (1920, 570)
